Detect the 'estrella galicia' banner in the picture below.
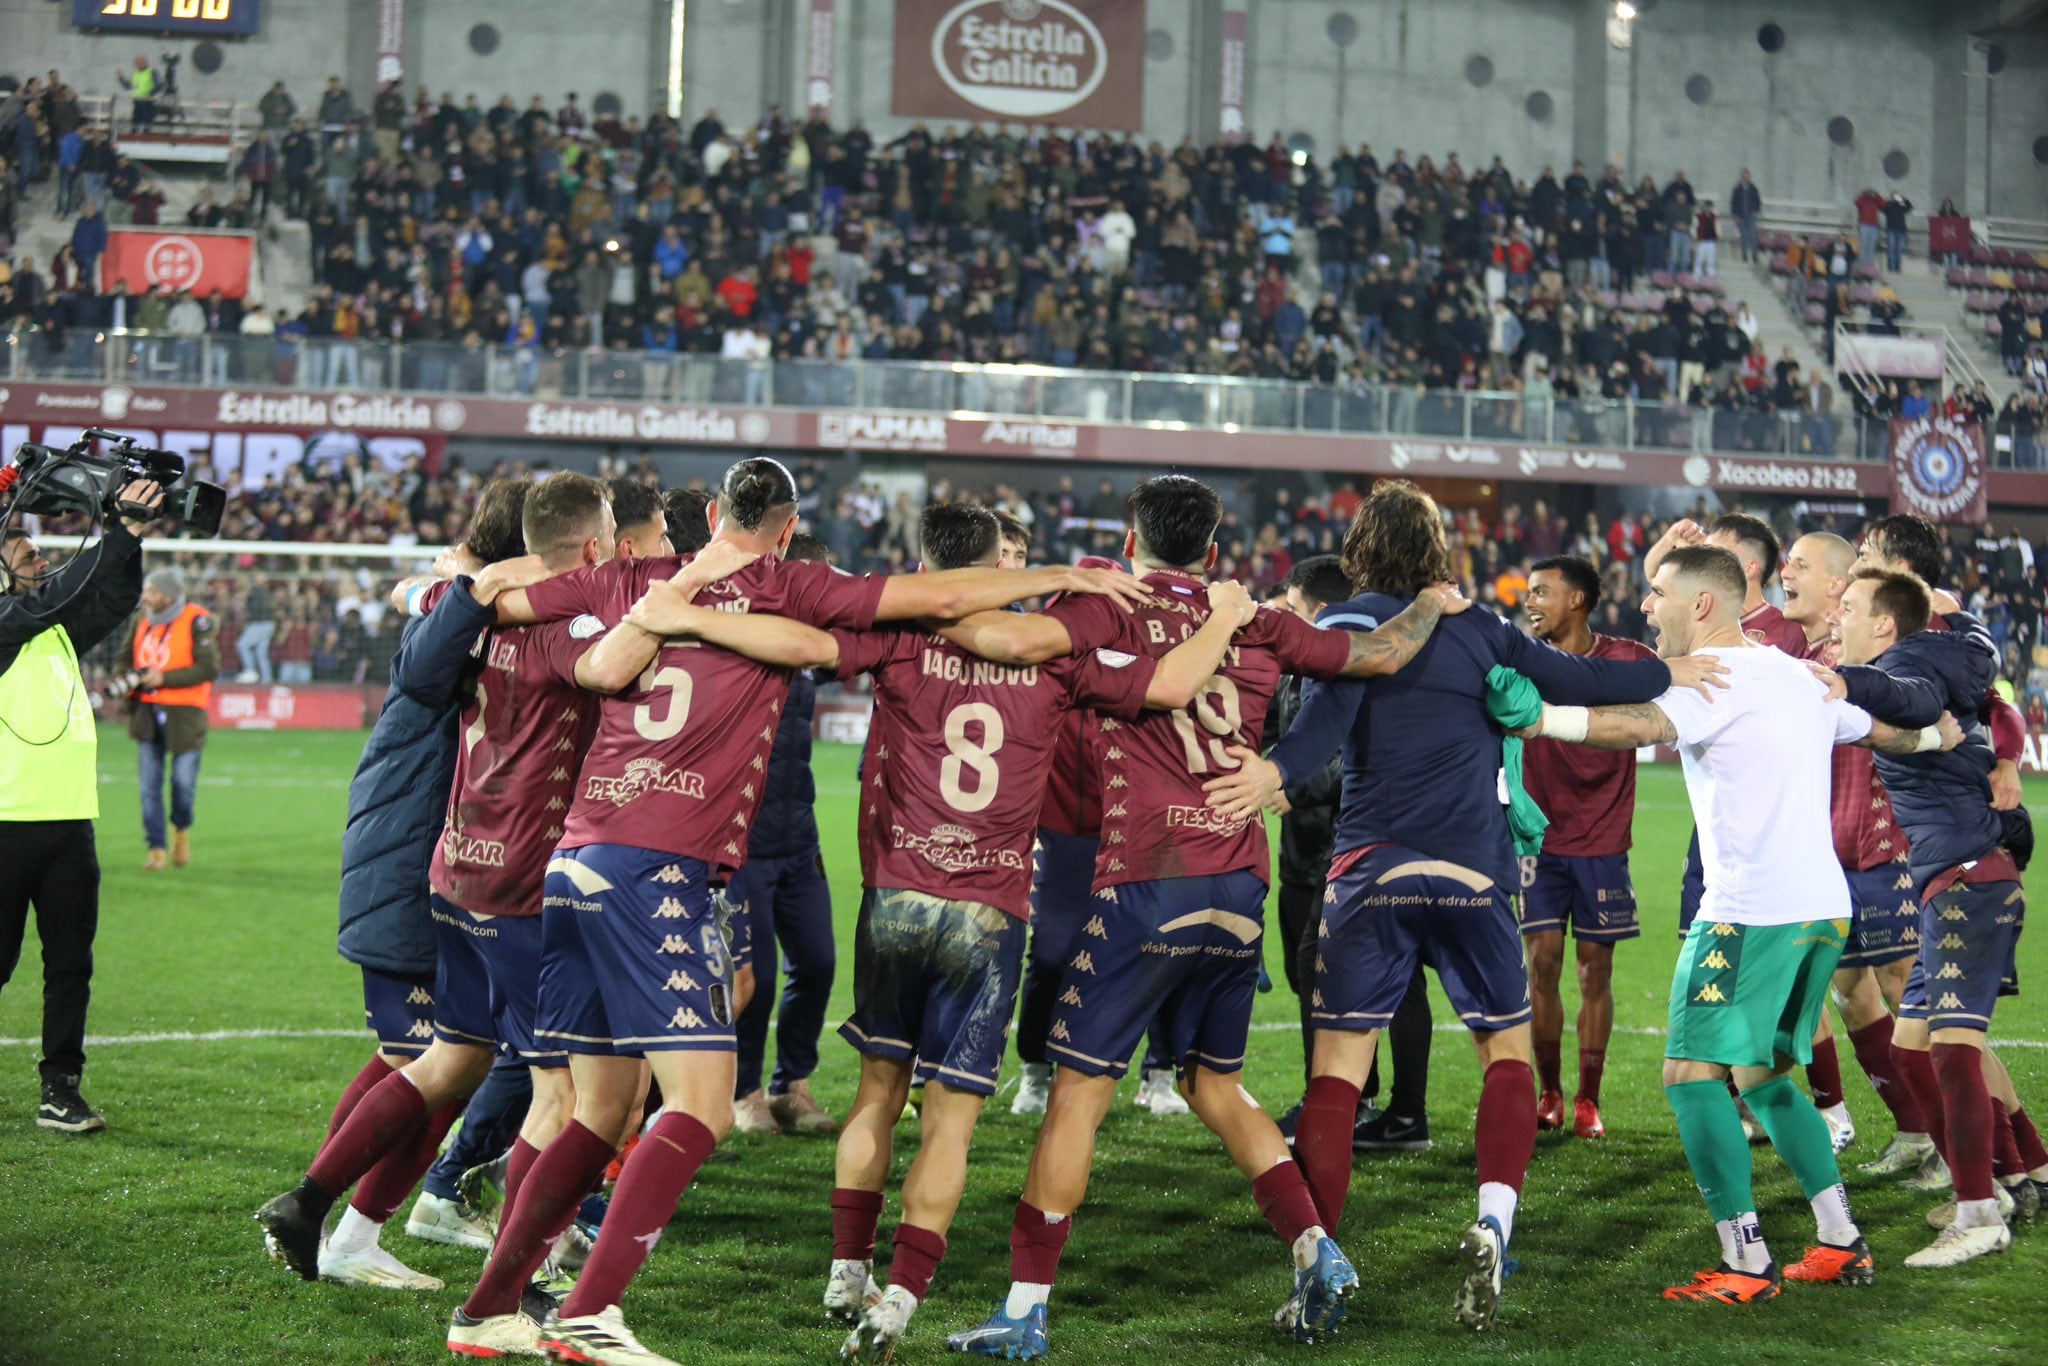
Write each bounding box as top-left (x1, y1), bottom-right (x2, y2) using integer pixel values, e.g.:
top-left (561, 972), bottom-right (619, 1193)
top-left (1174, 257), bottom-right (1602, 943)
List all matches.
top-left (892, 0), bottom-right (1145, 130)
top-left (1889, 416), bottom-right (1987, 524)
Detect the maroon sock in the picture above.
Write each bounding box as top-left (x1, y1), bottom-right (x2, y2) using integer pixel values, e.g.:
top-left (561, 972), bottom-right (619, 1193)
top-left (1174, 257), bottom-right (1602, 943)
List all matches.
top-left (1534, 1039), bottom-right (1562, 1094)
top-left (325, 1055), bottom-right (396, 1144)
top-left (1476, 1059), bottom-right (1537, 1194)
top-left (1931, 1042), bottom-right (1995, 1203)
top-left (1008, 1201), bottom-right (1072, 1285)
top-left (1806, 1036), bottom-right (1845, 1110)
top-left (1252, 1160), bottom-right (1323, 1248)
top-left (559, 1112), bottom-right (717, 1319)
top-left (1893, 1043), bottom-right (1948, 1161)
top-left (2011, 1107), bottom-right (2048, 1174)
top-left (352, 1099), bottom-right (462, 1223)
top-left (831, 1187), bottom-right (885, 1261)
top-left (464, 1120), bottom-right (617, 1319)
top-left (1576, 1049), bottom-right (1607, 1106)
top-left (503, 1136), bottom-right (542, 1217)
top-left (1295, 1075), bottom-right (1360, 1231)
top-left (1848, 1018), bottom-right (1923, 1132)
top-left (306, 1071), bottom-right (428, 1198)
top-left (1992, 1099), bottom-right (2024, 1180)
top-left (886, 1223), bottom-right (947, 1301)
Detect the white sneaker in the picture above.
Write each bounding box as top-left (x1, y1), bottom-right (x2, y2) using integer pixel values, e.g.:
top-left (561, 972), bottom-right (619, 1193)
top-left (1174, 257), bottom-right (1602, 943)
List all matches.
top-left (1903, 1152), bottom-right (1954, 1192)
top-left (405, 1191), bottom-right (493, 1250)
top-left (539, 1303), bottom-right (679, 1366)
top-left (552, 1223), bottom-right (593, 1273)
top-left (734, 1090), bottom-right (782, 1136)
top-left (1011, 1063), bottom-right (1051, 1117)
top-left (317, 1239), bottom-right (443, 1290)
top-left (824, 1258), bottom-right (881, 1325)
top-left (841, 1285), bottom-right (916, 1363)
top-left (1903, 1220), bottom-right (2012, 1269)
top-left (1858, 1131), bottom-right (1935, 1176)
top-left (1820, 1102), bottom-right (1856, 1154)
top-left (1136, 1068), bottom-right (1189, 1116)
top-left (447, 1307), bottom-right (543, 1357)
top-left (1926, 1185), bottom-right (2016, 1230)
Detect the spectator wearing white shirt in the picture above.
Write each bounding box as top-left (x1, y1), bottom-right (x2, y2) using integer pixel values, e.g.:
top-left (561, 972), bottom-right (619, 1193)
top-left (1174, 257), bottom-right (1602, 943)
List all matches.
top-left (1098, 199), bottom-right (1137, 274)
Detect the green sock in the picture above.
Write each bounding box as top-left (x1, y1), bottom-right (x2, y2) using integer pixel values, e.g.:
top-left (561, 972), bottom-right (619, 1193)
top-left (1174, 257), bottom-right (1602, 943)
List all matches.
top-left (1665, 1079), bottom-right (1756, 1223)
top-left (1741, 1074), bottom-right (1844, 1200)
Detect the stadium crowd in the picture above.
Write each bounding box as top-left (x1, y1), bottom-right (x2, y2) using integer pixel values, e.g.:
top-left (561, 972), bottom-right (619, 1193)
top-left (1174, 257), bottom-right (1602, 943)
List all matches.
top-left (13, 69), bottom-right (2037, 458)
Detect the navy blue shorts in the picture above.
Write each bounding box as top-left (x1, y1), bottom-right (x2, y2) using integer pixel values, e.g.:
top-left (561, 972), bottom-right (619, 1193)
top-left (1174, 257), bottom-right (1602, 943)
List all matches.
top-left (1898, 879), bottom-right (2023, 1030)
top-left (1317, 845), bottom-right (1531, 1034)
top-left (1518, 852), bottom-right (1640, 941)
top-left (1839, 863), bottom-right (1921, 970)
top-left (1677, 830), bottom-right (1704, 936)
top-left (429, 895), bottom-right (564, 1066)
top-left (1027, 829), bottom-right (1101, 975)
top-left (536, 845), bottom-right (735, 1057)
top-left (839, 887), bottom-right (1025, 1096)
top-left (362, 966), bottom-right (435, 1056)
top-left (1044, 870), bottom-right (1269, 1079)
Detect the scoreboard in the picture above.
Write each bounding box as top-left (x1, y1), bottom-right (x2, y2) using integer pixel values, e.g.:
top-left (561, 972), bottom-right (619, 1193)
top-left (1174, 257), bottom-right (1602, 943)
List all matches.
top-left (72, 0), bottom-right (262, 37)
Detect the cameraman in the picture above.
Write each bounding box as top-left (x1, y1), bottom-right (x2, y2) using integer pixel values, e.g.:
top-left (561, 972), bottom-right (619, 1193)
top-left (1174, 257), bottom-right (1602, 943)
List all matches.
top-left (0, 479), bottom-right (163, 1133)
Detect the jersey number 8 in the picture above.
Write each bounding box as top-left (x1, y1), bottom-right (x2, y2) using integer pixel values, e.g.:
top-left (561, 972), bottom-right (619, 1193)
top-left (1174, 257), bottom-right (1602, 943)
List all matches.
top-left (940, 702), bottom-right (1005, 813)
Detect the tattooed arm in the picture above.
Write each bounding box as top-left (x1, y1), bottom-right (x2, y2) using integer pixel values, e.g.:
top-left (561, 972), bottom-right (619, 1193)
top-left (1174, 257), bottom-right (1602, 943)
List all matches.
top-left (1332, 584), bottom-right (1467, 678)
top-left (1520, 700), bottom-right (1677, 750)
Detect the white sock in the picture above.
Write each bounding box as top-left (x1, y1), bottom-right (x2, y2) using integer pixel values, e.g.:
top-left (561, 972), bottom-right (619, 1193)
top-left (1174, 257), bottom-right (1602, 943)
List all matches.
top-left (1809, 1184), bottom-right (1859, 1246)
top-left (1478, 1181), bottom-right (1518, 1247)
top-left (1819, 1102), bottom-right (1851, 1126)
top-left (1290, 1226), bottom-right (1327, 1272)
top-left (2029, 1164), bottom-right (2048, 1182)
top-left (1955, 1197), bottom-right (2002, 1230)
top-left (1003, 1282), bottom-right (1051, 1317)
top-left (1999, 1174), bottom-right (2027, 1189)
top-left (1717, 1212), bottom-right (1771, 1273)
top-left (327, 1205), bottom-right (382, 1255)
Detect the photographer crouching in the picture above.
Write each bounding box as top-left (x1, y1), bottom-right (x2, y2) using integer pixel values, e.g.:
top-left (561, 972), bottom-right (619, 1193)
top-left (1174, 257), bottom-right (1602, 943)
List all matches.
top-left (128, 568), bottom-right (219, 872)
top-left (0, 479), bottom-right (165, 1133)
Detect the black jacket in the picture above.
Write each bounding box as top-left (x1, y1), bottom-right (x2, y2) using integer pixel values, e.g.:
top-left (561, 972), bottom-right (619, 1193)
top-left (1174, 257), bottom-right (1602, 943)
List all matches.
top-left (1264, 672), bottom-right (1341, 888)
top-left (335, 577), bottom-right (492, 976)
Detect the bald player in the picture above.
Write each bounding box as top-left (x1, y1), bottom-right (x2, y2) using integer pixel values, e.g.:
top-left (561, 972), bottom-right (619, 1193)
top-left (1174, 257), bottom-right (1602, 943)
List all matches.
top-left (1781, 532), bottom-right (1928, 1167)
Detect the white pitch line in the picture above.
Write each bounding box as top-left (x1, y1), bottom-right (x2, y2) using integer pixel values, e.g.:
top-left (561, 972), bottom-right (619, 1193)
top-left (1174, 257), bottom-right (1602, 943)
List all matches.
top-left (0, 1027), bottom-right (363, 1048)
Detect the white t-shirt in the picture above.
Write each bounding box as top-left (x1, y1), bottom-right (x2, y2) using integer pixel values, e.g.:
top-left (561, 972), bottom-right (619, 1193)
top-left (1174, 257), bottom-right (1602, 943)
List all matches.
top-left (1654, 645), bottom-right (1872, 927)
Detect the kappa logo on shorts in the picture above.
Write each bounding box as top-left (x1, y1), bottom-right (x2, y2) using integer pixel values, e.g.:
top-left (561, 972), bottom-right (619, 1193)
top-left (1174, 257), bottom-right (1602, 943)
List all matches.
top-left (1708, 923), bottom-right (1740, 937)
top-left (669, 1007), bottom-right (707, 1029)
top-left (1694, 983), bottom-right (1728, 1003)
top-left (1311, 989), bottom-right (1325, 1008)
top-left (1935, 963), bottom-right (1964, 980)
top-left (654, 896), bottom-right (688, 919)
top-left (1936, 993), bottom-right (1965, 1011)
top-left (1070, 950), bottom-right (1097, 975)
top-left (1059, 985), bottom-right (1084, 1007)
top-left (1083, 915), bottom-right (1108, 939)
top-left (1314, 953), bottom-right (1327, 974)
top-left (1050, 1021), bottom-right (1073, 1041)
top-left (1940, 906), bottom-right (1967, 921)
top-left (1939, 933), bottom-right (1965, 949)
top-left (1698, 949), bottom-right (1733, 971)
top-left (1324, 887), bottom-right (1337, 906)
top-left (665, 969), bottom-right (701, 991)
top-left (406, 985), bottom-right (433, 1006)
top-left (408, 1020), bottom-right (434, 1038)
top-left (660, 934), bottom-right (691, 954)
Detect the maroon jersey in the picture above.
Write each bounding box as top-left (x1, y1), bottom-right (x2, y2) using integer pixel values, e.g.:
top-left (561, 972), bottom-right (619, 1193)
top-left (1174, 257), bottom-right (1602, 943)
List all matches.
top-left (522, 553), bottom-right (886, 869)
top-left (1520, 633), bottom-right (1657, 857)
top-left (1741, 601), bottom-right (1808, 656)
top-left (1805, 633), bottom-right (1911, 872)
top-left (429, 614), bottom-right (601, 916)
top-left (1036, 708), bottom-right (1100, 839)
top-left (1049, 571), bottom-right (1352, 891)
top-left (833, 629), bottom-right (1156, 917)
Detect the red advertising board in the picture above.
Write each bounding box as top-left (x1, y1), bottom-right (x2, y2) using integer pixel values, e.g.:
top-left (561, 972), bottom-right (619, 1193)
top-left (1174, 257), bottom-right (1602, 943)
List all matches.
top-left (99, 228), bottom-right (256, 300)
top-left (210, 684), bottom-right (383, 730)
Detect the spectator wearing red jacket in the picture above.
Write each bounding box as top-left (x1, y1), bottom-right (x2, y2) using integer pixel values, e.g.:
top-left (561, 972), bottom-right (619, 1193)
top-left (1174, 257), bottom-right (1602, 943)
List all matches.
top-left (1854, 187), bottom-right (1884, 264)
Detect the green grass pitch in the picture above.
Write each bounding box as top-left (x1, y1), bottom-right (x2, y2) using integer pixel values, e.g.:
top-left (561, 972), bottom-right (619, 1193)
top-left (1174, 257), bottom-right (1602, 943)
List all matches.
top-left (1, 728), bottom-right (2044, 1364)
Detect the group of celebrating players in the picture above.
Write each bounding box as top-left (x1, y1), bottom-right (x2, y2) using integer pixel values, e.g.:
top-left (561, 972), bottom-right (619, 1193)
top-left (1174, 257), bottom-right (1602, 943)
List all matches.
top-left (248, 456), bottom-right (2040, 1364)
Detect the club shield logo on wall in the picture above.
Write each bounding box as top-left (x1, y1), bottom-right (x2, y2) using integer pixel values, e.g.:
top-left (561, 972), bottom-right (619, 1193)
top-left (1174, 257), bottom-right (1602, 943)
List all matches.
top-left (1889, 415), bottom-right (1987, 524)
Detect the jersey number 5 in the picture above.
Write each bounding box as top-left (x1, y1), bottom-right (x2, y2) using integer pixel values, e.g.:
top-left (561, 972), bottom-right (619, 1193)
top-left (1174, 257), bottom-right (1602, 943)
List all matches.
top-left (633, 663), bottom-right (694, 740)
top-left (1173, 675), bottom-right (1243, 774)
top-left (939, 702), bottom-right (1005, 813)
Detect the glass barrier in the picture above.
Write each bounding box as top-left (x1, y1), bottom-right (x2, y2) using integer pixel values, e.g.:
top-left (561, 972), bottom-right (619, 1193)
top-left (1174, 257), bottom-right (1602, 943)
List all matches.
top-left (0, 329), bottom-right (1911, 467)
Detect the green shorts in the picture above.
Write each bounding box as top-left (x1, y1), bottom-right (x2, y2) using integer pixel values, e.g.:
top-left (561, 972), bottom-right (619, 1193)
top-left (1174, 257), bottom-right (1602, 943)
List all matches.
top-left (1665, 918), bottom-right (1848, 1069)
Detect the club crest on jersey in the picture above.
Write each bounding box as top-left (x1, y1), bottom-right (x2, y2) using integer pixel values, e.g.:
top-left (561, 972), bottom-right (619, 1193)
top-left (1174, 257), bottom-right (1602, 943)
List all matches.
top-left (585, 757), bottom-right (706, 806)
